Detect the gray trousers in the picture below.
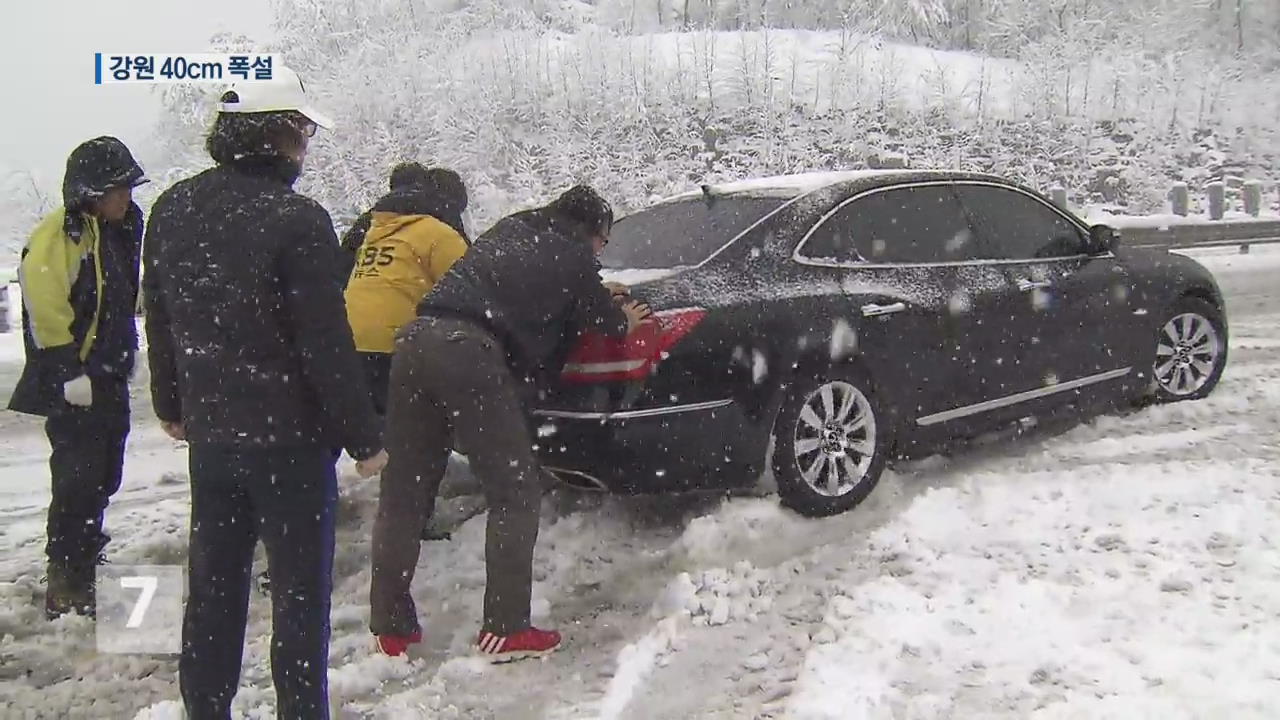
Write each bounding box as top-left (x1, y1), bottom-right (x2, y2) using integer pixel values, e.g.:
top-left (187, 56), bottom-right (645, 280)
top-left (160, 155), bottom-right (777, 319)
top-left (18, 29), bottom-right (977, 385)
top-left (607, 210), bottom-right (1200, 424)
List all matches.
top-left (369, 316), bottom-right (543, 637)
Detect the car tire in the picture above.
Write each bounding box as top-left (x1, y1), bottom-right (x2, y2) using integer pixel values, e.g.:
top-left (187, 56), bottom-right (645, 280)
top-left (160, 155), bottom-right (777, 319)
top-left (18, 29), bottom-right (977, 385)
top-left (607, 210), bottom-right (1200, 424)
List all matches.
top-left (1150, 296), bottom-right (1228, 403)
top-left (770, 366), bottom-right (890, 517)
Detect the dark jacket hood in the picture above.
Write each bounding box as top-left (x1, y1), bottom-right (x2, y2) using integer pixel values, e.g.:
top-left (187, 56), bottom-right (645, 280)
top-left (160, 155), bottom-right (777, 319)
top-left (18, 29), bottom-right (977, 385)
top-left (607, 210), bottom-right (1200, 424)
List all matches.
top-left (62, 136), bottom-right (146, 214)
top-left (372, 185), bottom-right (467, 241)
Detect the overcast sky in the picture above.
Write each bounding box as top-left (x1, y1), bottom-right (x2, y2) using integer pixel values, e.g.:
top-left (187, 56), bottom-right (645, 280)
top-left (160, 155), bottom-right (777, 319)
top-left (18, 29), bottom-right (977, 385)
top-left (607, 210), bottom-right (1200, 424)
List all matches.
top-left (1, 0), bottom-right (274, 194)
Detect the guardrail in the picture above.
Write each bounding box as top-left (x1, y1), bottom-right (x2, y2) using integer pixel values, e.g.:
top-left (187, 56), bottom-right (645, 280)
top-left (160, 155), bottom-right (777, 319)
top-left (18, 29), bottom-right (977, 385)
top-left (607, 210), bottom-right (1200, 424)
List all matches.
top-left (0, 215), bottom-right (1277, 338)
top-left (1110, 220), bottom-right (1280, 253)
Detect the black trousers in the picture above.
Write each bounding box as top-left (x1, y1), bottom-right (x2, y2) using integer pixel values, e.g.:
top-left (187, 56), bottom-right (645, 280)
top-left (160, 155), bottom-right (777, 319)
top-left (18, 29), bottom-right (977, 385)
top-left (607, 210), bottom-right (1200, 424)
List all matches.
top-left (370, 316), bottom-right (543, 637)
top-left (44, 376), bottom-right (129, 571)
top-left (360, 351), bottom-right (392, 417)
top-left (179, 444), bottom-right (337, 720)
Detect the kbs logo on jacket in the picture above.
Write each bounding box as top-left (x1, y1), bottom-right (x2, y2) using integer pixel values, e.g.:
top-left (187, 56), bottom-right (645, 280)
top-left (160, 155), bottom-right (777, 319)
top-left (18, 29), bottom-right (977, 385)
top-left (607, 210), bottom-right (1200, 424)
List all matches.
top-left (352, 244), bottom-right (396, 280)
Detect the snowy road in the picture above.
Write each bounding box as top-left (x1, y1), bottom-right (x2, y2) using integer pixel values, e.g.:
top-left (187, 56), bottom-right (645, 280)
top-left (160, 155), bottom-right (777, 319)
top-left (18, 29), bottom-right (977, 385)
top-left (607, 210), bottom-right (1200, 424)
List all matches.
top-left (1, 247), bottom-right (1278, 719)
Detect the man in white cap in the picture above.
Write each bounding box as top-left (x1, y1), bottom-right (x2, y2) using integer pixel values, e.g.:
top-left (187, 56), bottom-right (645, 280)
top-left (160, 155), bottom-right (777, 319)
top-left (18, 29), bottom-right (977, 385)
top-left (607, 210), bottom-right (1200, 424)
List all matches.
top-left (143, 66), bottom-right (387, 720)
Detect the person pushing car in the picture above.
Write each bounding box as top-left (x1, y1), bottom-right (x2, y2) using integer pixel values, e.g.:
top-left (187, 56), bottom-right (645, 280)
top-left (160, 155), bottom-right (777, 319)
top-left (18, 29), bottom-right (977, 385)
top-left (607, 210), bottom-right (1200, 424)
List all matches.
top-left (344, 166), bottom-right (469, 417)
top-left (369, 184), bottom-right (652, 661)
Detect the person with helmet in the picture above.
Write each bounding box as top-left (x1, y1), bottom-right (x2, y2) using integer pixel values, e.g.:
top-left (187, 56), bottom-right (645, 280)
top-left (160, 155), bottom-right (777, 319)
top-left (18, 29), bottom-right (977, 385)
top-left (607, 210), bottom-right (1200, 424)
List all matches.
top-left (368, 184), bottom-right (652, 662)
top-left (142, 66), bottom-right (387, 719)
top-left (8, 136), bottom-right (147, 620)
top-left (344, 165), bottom-right (470, 416)
top-left (336, 161), bottom-right (464, 282)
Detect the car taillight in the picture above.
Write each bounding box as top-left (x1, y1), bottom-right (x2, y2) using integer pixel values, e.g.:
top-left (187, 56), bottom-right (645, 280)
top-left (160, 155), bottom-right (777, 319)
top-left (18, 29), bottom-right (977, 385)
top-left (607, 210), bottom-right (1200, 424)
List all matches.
top-left (561, 307), bottom-right (707, 383)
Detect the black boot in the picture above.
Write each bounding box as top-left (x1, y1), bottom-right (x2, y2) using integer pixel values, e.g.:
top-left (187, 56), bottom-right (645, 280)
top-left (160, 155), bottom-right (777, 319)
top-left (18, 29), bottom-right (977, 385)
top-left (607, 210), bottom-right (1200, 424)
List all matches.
top-left (45, 562), bottom-right (96, 620)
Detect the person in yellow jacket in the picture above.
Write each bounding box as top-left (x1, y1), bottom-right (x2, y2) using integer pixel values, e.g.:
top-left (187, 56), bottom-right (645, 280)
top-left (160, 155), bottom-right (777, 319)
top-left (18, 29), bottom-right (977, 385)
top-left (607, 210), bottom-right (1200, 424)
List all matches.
top-left (7, 136), bottom-right (147, 619)
top-left (345, 166), bottom-right (469, 416)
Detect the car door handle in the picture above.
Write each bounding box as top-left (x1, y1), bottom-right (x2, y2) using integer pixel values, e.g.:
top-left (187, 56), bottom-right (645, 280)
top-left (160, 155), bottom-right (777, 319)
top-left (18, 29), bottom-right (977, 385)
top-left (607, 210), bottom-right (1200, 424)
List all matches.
top-left (862, 302), bottom-right (907, 317)
top-left (1017, 279), bottom-right (1052, 292)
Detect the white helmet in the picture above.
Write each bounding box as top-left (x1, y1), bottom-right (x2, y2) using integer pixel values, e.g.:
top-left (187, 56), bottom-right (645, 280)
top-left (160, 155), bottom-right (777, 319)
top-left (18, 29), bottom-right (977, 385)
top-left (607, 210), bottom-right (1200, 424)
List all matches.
top-left (217, 65), bottom-right (335, 130)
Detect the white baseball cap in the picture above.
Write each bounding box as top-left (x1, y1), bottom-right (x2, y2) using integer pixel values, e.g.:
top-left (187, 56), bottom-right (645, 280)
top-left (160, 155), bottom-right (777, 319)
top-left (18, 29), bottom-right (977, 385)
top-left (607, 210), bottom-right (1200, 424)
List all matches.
top-left (217, 65), bottom-right (335, 130)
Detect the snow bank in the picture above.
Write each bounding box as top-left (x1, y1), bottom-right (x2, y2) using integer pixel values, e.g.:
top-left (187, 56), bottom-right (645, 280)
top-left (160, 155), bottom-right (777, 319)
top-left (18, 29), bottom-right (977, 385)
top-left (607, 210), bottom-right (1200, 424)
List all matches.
top-left (786, 429), bottom-right (1280, 717)
top-left (1086, 210), bottom-right (1280, 228)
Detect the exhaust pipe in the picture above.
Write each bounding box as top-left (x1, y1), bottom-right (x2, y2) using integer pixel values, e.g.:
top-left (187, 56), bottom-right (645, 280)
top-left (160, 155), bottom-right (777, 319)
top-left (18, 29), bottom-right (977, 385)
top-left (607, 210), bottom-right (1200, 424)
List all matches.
top-left (547, 467), bottom-right (609, 492)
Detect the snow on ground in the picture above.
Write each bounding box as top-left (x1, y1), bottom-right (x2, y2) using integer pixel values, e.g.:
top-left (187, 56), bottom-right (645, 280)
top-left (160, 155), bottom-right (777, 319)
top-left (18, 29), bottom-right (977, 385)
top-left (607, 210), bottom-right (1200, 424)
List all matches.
top-left (1084, 210), bottom-right (1280, 228)
top-left (0, 247), bottom-right (1278, 718)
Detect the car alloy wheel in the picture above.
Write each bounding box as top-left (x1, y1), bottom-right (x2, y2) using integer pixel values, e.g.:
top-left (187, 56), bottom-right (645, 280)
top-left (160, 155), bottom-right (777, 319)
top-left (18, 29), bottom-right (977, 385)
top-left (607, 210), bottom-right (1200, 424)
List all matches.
top-left (1154, 312), bottom-right (1221, 397)
top-left (792, 381), bottom-right (877, 498)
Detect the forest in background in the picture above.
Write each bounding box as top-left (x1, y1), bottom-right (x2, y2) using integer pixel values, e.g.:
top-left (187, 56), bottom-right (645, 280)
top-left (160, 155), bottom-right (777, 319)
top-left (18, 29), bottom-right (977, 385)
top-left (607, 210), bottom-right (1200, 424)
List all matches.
top-left (6, 0), bottom-right (1279, 248)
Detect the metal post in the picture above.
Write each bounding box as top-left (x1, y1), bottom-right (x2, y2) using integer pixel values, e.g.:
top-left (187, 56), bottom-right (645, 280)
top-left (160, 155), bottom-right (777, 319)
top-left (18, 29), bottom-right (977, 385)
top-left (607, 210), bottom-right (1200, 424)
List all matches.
top-left (0, 283), bottom-right (10, 334)
top-left (1049, 186), bottom-right (1068, 210)
top-left (1243, 180), bottom-right (1262, 217)
top-left (1169, 182), bottom-right (1189, 216)
top-left (1207, 181), bottom-right (1226, 220)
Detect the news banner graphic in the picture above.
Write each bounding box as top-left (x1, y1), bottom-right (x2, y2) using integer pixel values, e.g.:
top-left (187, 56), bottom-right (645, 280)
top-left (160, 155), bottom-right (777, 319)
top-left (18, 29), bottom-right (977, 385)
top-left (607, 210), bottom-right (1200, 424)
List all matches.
top-left (95, 53), bottom-right (279, 83)
top-left (95, 565), bottom-right (184, 654)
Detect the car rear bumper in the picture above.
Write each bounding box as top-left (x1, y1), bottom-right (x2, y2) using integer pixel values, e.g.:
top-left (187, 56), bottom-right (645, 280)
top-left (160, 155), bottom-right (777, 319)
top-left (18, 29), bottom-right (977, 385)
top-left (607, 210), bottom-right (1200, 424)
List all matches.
top-left (532, 399), bottom-right (761, 493)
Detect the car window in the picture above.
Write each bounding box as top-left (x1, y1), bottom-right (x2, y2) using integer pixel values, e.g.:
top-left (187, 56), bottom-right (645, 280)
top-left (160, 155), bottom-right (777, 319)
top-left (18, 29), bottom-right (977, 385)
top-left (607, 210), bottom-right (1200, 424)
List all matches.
top-left (600, 197), bottom-right (785, 270)
top-left (953, 184), bottom-right (1087, 260)
top-left (799, 184), bottom-right (982, 264)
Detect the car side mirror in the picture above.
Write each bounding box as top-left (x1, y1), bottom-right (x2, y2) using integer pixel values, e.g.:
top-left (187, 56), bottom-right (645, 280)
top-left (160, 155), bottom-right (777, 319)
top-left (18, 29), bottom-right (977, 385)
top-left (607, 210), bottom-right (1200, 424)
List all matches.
top-left (1088, 224), bottom-right (1118, 254)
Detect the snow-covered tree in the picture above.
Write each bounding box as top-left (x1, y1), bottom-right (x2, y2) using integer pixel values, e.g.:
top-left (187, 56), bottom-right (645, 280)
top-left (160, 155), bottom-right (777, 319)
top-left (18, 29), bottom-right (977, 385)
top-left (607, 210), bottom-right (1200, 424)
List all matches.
top-left (137, 0), bottom-right (1278, 230)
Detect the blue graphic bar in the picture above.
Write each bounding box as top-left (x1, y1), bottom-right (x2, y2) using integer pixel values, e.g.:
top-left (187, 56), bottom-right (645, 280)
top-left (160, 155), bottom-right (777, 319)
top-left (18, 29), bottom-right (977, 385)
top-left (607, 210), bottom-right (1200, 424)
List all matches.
top-left (93, 53), bottom-right (278, 83)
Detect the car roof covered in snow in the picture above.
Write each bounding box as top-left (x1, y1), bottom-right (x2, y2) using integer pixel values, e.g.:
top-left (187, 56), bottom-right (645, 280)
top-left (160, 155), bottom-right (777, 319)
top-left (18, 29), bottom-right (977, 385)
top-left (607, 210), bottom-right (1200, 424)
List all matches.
top-left (656, 169), bottom-right (1011, 203)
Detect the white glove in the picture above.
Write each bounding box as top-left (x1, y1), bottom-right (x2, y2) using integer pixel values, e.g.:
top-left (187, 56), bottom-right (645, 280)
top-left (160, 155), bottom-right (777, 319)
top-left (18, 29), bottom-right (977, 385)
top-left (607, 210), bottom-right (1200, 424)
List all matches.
top-left (63, 376), bottom-right (93, 407)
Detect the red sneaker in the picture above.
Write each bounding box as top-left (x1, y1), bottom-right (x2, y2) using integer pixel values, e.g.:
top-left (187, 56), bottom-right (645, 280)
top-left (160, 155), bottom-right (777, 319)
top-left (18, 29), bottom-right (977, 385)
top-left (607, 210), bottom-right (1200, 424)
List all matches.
top-left (374, 629), bottom-right (422, 657)
top-left (475, 627), bottom-right (562, 663)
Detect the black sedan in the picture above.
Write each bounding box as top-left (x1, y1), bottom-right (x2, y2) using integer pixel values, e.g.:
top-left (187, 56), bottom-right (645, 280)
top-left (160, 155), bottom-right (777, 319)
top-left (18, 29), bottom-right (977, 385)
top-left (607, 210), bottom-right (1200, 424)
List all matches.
top-left (533, 170), bottom-right (1229, 516)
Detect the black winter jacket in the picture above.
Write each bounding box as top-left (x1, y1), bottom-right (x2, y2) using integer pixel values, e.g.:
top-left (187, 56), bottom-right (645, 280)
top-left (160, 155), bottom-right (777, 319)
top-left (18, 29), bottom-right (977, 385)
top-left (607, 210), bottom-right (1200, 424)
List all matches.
top-left (419, 208), bottom-right (628, 389)
top-left (143, 156), bottom-right (381, 459)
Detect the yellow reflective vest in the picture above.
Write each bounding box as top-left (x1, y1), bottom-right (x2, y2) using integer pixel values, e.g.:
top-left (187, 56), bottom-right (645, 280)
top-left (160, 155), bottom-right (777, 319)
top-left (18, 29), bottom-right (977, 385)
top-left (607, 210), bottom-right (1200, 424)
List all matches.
top-left (19, 208), bottom-right (106, 360)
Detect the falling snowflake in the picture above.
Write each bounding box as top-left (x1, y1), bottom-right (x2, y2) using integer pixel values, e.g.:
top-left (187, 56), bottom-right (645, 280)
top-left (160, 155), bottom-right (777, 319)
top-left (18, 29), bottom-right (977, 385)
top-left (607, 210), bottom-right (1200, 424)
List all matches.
top-left (830, 319), bottom-right (858, 361)
top-left (1030, 288), bottom-right (1051, 311)
top-left (752, 350), bottom-right (768, 384)
top-left (945, 229), bottom-right (971, 253)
